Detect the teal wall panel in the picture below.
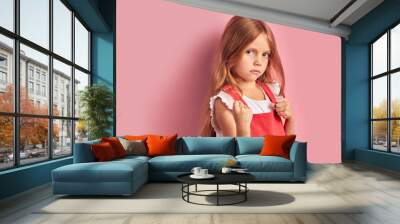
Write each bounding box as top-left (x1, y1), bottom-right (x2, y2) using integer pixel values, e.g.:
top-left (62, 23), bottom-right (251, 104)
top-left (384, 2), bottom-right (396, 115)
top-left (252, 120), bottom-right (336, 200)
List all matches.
top-left (344, 0), bottom-right (400, 171)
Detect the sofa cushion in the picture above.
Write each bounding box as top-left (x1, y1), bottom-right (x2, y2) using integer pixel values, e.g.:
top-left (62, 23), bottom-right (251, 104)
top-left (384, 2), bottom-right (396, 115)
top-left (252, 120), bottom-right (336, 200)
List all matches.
top-left (260, 135), bottom-right (296, 159)
top-left (53, 158), bottom-right (148, 183)
top-left (236, 155), bottom-right (293, 172)
top-left (148, 154), bottom-right (235, 172)
top-left (235, 137), bottom-right (264, 155)
top-left (180, 137), bottom-right (235, 155)
top-left (91, 142), bottom-right (118, 161)
top-left (146, 134), bottom-right (178, 157)
top-left (101, 137), bottom-right (127, 158)
top-left (118, 138), bottom-right (147, 156)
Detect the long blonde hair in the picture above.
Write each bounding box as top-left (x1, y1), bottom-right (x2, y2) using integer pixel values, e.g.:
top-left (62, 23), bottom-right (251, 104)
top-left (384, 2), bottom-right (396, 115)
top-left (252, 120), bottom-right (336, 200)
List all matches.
top-left (200, 16), bottom-right (286, 136)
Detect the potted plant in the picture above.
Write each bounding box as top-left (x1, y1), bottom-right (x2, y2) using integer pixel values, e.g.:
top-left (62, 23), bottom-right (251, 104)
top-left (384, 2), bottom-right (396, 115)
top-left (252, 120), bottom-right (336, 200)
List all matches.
top-left (79, 84), bottom-right (113, 140)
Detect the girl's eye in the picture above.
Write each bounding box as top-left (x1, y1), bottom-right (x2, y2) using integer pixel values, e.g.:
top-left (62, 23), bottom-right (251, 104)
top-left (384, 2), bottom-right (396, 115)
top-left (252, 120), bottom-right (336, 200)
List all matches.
top-left (263, 53), bottom-right (270, 58)
top-left (246, 50), bottom-right (256, 58)
top-left (246, 50), bottom-right (254, 55)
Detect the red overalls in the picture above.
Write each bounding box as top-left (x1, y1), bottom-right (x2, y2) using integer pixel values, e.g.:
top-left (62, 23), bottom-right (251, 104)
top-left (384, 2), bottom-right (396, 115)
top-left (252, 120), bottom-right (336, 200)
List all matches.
top-left (222, 82), bottom-right (286, 137)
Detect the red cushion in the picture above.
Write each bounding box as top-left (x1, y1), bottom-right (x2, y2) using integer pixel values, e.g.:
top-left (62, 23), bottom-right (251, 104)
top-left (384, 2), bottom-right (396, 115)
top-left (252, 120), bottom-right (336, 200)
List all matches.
top-left (91, 142), bottom-right (118, 161)
top-left (146, 134), bottom-right (178, 157)
top-left (259, 135), bottom-right (296, 159)
top-left (101, 137), bottom-right (127, 158)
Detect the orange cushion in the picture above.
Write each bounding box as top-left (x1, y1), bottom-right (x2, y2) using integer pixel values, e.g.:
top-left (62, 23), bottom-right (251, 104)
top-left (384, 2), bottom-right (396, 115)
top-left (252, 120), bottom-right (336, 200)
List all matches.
top-left (146, 134), bottom-right (178, 157)
top-left (101, 137), bottom-right (127, 158)
top-left (124, 135), bottom-right (148, 141)
top-left (259, 135), bottom-right (296, 159)
top-left (91, 142), bottom-right (118, 161)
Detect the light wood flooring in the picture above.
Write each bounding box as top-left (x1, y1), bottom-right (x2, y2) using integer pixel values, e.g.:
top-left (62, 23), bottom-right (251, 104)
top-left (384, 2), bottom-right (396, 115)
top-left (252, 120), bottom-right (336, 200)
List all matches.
top-left (1, 161), bottom-right (400, 224)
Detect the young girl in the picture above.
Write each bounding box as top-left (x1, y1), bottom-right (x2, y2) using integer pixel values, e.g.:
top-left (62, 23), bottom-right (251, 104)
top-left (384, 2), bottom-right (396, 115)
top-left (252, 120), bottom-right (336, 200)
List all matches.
top-left (202, 16), bottom-right (295, 137)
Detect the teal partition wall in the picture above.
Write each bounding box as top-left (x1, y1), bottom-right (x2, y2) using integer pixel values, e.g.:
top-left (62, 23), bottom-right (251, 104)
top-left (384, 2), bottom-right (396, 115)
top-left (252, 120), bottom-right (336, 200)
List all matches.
top-left (91, 0), bottom-right (116, 135)
top-left (343, 0), bottom-right (400, 171)
top-left (92, 32), bottom-right (115, 135)
top-left (0, 158), bottom-right (72, 199)
top-left (0, 0), bottom-right (116, 200)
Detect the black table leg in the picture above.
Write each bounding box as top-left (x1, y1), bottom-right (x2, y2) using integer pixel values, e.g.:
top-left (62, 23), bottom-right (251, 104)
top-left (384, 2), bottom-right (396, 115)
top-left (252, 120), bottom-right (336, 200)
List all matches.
top-left (188, 184), bottom-right (191, 202)
top-left (195, 184), bottom-right (197, 192)
top-left (245, 183), bottom-right (247, 201)
top-left (181, 183), bottom-right (183, 199)
top-left (217, 184), bottom-right (219, 206)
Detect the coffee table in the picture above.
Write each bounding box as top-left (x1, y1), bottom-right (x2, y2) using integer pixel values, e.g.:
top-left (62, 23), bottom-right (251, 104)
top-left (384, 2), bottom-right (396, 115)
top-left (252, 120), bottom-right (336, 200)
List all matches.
top-left (177, 172), bottom-right (255, 206)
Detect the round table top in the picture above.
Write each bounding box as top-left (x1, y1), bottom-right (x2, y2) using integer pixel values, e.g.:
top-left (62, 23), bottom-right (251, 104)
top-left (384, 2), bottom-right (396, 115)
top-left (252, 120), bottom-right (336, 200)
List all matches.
top-left (177, 172), bottom-right (255, 185)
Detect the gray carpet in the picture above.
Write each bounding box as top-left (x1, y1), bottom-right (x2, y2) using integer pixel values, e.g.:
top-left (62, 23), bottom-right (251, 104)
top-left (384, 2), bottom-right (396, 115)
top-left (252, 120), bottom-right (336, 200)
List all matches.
top-left (37, 183), bottom-right (362, 214)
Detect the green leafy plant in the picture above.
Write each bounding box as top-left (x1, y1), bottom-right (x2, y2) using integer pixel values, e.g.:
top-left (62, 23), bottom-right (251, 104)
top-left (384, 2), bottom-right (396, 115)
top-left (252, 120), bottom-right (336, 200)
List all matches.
top-left (79, 84), bottom-right (113, 140)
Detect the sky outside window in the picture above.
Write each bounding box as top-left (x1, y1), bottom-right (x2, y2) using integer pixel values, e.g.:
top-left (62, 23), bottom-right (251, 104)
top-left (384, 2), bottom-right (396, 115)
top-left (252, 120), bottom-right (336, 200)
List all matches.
top-left (0, 0), bottom-right (14, 32)
top-left (53, 0), bottom-right (72, 60)
top-left (1, 0), bottom-right (89, 68)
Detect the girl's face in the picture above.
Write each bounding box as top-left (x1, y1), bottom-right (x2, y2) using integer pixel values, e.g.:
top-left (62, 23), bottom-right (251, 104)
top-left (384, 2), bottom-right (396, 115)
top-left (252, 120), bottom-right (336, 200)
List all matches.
top-left (231, 33), bottom-right (271, 82)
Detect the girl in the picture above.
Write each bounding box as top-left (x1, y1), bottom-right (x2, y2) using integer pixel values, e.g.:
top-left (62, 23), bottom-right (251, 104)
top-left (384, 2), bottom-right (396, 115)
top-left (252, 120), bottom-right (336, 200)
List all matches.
top-left (202, 16), bottom-right (295, 137)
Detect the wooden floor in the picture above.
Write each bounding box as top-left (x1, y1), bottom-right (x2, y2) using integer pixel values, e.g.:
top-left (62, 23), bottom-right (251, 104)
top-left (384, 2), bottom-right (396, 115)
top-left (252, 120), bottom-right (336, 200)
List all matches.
top-left (1, 162), bottom-right (400, 224)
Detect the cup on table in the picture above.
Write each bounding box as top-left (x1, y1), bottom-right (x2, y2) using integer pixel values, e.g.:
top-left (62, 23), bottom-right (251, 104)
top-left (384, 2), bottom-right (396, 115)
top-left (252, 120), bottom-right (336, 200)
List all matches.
top-left (221, 167), bottom-right (232, 174)
top-left (191, 167), bottom-right (202, 176)
top-left (199, 169), bottom-right (208, 176)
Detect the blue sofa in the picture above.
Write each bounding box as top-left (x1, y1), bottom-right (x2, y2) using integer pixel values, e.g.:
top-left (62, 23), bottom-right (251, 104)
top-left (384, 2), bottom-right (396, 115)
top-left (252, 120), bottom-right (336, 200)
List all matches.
top-left (52, 137), bottom-right (307, 196)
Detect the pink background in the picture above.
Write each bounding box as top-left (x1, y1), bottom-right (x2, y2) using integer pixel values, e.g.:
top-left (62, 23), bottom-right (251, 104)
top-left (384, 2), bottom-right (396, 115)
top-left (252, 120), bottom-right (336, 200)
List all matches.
top-left (116, 0), bottom-right (341, 163)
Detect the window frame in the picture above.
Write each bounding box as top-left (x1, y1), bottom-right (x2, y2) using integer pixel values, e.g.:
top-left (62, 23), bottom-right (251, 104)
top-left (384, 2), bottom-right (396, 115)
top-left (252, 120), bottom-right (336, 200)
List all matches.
top-left (370, 20), bottom-right (400, 154)
top-left (0, 0), bottom-right (92, 171)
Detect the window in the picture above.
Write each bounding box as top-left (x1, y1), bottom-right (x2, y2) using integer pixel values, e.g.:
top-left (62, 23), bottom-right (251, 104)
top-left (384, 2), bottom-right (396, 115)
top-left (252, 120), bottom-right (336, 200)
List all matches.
top-left (0, 35), bottom-right (13, 113)
top-left (29, 67), bottom-right (34, 80)
top-left (0, 54), bottom-right (8, 87)
top-left (0, 71), bottom-right (6, 85)
top-left (75, 18), bottom-right (89, 70)
top-left (53, 59), bottom-right (71, 117)
top-left (0, 0), bottom-right (91, 170)
top-left (35, 83), bottom-right (40, 95)
top-left (42, 85), bottom-right (46, 97)
top-left (28, 81), bottom-right (34, 94)
top-left (20, 0), bottom-right (49, 49)
top-left (0, 116), bottom-right (13, 170)
top-left (74, 69), bottom-right (89, 119)
top-left (0, 55), bottom-right (7, 67)
top-left (35, 70), bottom-right (40, 81)
top-left (0, 0), bottom-right (13, 32)
top-left (53, 119), bottom-right (72, 158)
top-left (371, 23), bottom-right (400, 154)
top-left (53, 0), bottom-right (72, 60)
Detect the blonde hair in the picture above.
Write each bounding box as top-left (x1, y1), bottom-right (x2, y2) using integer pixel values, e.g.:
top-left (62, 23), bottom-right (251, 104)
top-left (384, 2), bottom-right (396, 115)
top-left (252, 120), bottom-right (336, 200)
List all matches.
top-left (200, 16), bottom-right (286, 136)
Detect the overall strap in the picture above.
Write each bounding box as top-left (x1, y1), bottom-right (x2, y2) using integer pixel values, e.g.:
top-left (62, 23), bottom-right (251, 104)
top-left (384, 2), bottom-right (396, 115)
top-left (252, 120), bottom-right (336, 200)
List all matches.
top-left (221, 84), bottom-right (248, 107)
top-left (257, 81), bottom-right (277, 103)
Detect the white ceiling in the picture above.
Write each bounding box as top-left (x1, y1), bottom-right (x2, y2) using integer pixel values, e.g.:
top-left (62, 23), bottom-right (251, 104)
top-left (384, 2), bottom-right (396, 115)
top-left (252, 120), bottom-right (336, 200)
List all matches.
top-left (167, 0), bottom-right (384, 39)
top-left (228, 0), bottom-right (353, 22)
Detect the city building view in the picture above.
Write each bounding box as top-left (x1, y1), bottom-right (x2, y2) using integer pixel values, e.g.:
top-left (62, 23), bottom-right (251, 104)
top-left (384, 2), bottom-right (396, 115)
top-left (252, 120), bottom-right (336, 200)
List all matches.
top-left (0, 0), bottom-right (91, 171)
top-left (0, 40), bottom-right (88, 169)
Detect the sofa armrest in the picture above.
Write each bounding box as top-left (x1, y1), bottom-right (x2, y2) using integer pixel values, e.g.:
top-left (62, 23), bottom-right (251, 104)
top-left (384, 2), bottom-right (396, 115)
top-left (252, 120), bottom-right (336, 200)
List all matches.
top-left (73, 140), bottom-right (100, 163)
top-left (289, 141), bottom-right (307, 181)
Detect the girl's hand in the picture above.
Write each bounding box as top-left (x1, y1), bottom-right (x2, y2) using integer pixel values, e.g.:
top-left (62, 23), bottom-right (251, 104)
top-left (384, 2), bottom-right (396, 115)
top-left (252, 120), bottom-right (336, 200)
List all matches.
top-left (232, 100), bottom-right (253, 127)
top-left (271, 96), bottom-right (293, 119)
